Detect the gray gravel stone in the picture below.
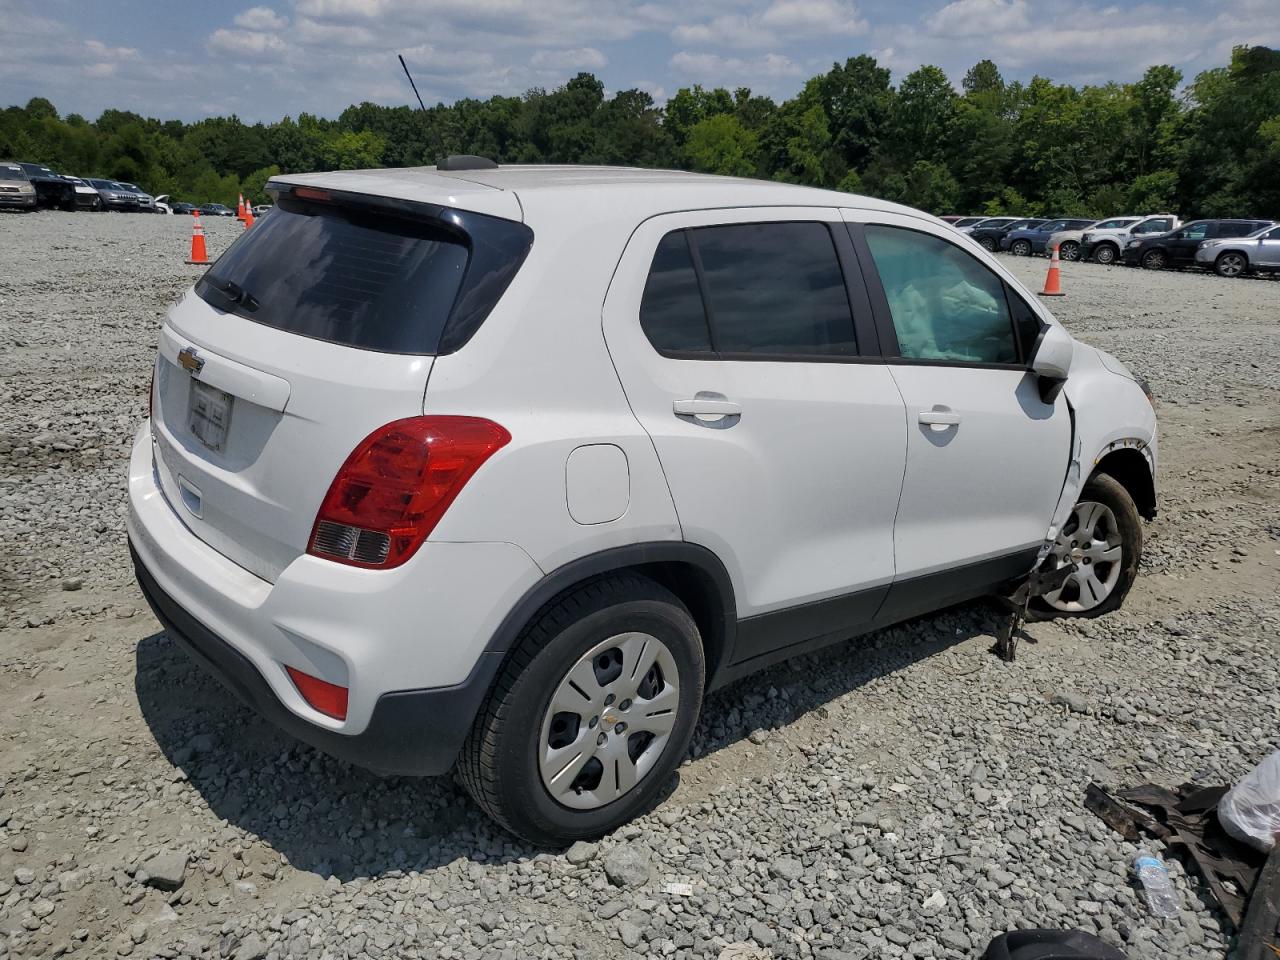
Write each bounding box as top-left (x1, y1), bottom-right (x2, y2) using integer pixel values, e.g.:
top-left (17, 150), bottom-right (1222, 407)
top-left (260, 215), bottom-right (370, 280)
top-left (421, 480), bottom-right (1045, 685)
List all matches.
top-left (603, 843), bottom-right (651, 887)
top-left (140, 849), bottom-right (187, 890)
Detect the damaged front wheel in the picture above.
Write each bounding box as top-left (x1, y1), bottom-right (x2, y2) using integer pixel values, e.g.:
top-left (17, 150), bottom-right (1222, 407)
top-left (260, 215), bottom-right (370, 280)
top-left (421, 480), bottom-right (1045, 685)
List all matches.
top-left (1032, 473), bottom-right (1143, 619)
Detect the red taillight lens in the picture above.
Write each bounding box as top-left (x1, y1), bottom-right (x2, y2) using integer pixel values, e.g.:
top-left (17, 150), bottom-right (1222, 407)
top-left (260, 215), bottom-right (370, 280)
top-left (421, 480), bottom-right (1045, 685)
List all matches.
top-left (285, 666), bottom-right (348, 720)
top-left (307, 416), bottom-right (510, 569)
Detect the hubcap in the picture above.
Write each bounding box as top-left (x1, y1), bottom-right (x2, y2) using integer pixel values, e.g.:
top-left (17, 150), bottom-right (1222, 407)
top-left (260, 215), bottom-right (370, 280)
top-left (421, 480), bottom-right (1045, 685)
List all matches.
top-left (538, 632), bottom-right (680, 810)
top-left (1096, 246), bottom-right (1115, 264)
top-left (1042, 500), bottom-right (1123, 612)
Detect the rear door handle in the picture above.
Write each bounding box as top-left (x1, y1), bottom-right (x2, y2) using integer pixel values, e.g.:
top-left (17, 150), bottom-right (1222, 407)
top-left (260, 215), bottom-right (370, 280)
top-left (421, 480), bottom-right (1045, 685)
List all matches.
top-left (919, 410), bottom-right (961, 426)
top-left (673, 398), bottom-right (742, 418)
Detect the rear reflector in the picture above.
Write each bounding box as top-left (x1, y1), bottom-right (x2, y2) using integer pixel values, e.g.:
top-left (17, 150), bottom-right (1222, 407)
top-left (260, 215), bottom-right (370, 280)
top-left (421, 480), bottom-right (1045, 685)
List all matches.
top-left (285, 666), bottom-right (348, 720)
top-left (307, 416), bottom-right (511, 569)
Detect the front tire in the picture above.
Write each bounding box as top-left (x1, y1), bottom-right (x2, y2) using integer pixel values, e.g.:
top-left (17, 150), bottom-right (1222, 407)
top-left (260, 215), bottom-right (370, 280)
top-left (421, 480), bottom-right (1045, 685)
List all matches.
top-left (458, 575), bottom-right (705, 846)
top-left (1141, 249), bottom-right (1167, 270)
top-left (1011, 239), bottom-right (1032, 256)
top-left (1215, 252), bottom-right (1247, 278)
top-left (1058, 240), bottom-right (1080, 261)
top-left (1031, 473), bottom-right (1142, 619)
top-left (1093, 243), bottom-right (1119, 265)
top-left (978, 236), bottom-right (997, 252)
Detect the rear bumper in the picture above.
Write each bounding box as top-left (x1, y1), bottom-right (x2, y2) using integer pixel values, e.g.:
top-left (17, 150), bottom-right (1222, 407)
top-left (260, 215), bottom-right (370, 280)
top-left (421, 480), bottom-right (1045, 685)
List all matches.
top-left (132, 546), bottom-right (502, 776)
top-left (127, 419), bottom-right (542, 775)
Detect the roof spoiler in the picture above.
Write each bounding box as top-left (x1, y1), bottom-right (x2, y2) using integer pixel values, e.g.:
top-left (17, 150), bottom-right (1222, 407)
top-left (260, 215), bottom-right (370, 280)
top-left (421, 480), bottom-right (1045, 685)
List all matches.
top-left (437, 155), bottom-right (498, 171)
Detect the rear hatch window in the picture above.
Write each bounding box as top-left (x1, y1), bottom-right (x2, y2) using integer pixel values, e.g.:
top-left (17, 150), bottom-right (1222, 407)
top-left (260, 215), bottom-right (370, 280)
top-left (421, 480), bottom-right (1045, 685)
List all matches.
top-left (196, 194), bottom-right (532, 355)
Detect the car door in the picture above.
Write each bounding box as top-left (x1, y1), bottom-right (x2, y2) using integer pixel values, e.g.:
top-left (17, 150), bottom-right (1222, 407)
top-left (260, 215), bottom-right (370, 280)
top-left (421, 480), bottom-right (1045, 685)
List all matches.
top-left (1171, 222), bottom-right (1212, 264)
top-left (842, 210), bottom-right (1071, 621)
top-left (1257, 226), bottom-right (1280, 267)
top-left (602, 208), bottom-right (907, 663)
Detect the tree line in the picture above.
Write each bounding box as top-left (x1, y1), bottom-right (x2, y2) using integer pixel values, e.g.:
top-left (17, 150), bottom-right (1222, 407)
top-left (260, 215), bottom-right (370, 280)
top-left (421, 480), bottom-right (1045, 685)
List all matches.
top-left (2, 45), bottom-right (1277, 218)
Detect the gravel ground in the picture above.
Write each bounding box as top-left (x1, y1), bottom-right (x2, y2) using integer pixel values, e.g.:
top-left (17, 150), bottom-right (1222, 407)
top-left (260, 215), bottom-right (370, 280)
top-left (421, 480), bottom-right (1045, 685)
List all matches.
top-left (1, 210), bottom-right (1277, 960)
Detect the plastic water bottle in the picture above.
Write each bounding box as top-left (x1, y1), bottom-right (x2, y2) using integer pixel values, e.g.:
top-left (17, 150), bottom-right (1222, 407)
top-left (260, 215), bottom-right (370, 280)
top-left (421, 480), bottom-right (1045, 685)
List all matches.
top-left (1133, 852), bottom-right (1180, 919)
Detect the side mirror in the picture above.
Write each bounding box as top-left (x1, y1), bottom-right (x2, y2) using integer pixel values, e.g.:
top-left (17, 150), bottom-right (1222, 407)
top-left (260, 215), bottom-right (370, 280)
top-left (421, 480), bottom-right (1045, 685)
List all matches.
top-left (1031, 323), bottom-right (1073, 402)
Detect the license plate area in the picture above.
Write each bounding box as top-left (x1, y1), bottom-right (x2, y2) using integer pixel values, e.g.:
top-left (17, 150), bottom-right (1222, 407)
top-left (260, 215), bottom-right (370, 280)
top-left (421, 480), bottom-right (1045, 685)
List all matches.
top-left (188, 379), bottom-right (234, 452)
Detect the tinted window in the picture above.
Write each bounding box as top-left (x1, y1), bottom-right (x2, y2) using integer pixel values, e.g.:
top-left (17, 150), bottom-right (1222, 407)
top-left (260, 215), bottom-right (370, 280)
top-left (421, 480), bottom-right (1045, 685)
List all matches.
top-left (691, 222), bottom-right (857, 357)
top-left (639, 232), bottom-right (711, 354)
top-left (1267, 227), bottom-right (1280, 240)
top-left (198, 198), bottom-right (468, 354)
top-left (1137, 218), bottom-right (1174, 234)
top-left (864, 225), bottom-right (1018, 364)
top-left (1095, 219), bottom-right (1136, 229)
top-left (1038, 220), bottom-right (1066, 232)
top-left (1182, 222), bottom-right (1210, 240)
top-left (1218, 221), bottom-right (1258, 238)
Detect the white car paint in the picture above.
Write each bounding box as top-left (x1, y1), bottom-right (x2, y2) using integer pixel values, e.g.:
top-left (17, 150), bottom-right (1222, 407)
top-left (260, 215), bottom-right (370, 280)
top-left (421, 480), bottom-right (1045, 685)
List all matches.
top-left (127, 164), bottom-right (1157, 753)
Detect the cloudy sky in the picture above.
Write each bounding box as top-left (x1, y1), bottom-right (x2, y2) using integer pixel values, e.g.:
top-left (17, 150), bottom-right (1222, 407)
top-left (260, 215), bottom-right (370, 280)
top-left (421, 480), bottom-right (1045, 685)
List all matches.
top-left (2, 0), bottom-right (1277, 122)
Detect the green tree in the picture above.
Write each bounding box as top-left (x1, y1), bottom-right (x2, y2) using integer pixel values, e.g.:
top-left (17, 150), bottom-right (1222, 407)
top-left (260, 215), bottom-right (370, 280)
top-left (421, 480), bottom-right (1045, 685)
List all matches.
top-left (683, 114), bottom-right (758, 176)
top-left (818, 55), bottom-right (892, 171)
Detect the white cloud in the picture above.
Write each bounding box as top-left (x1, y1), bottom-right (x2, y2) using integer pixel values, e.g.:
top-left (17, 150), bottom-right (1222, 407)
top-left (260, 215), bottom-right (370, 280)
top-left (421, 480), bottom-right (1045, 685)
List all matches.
top-left (530, 47), bottom-right (608, 71)
top-left (234, 6), bottom-right (289, 30)
top-left (675, 0), bottom-right (866, 49)
top-left (925, 0), bottom-right (1028, 37)
top-left (207, 28), bottom-right (287, 57)
top-left (671, 50), bottom-right (803, 82)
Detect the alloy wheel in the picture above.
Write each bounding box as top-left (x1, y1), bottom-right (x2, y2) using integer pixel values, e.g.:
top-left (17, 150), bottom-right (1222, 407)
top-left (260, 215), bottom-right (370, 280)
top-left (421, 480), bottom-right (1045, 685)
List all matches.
top-left (1094, 245), bottom-right (1117, 264)
top-left (539, 632), bottom-right (680, 810)
top-left (1059, 242), bottom-right (1080, 261)
top-left (1142, 250), bottom-right (1166, 270)
top-left (1217, 253), bottom-right (1245, 278)
top-left (1042, 500), bottom-right (1124, 613)
top-left (1012, 240), bottom-right (1031, 256)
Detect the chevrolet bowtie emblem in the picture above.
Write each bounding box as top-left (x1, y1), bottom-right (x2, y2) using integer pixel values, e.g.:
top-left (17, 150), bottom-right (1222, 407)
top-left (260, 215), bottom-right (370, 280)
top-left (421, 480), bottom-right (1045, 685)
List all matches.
top-left (177, 347), bottom-right (204, 374)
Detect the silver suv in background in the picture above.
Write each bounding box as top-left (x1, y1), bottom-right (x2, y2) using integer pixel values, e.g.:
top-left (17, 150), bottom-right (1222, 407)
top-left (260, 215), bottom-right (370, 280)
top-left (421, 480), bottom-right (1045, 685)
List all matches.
top-left (1195, 223), bottom-right (1280, 277)
top-left (0, 161), bottom-right (37, 210)
top-left (1078, 214), bottom-right (1179, 264)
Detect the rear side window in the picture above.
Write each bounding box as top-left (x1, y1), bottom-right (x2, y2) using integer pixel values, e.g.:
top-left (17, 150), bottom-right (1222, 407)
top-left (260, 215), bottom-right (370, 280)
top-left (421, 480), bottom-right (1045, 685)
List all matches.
top-left (196, 196), bottom-right (530, 355)
top-left (1219, 221), bottom-right (1260, 238)
top-left (1267, 227), bottom-right (1280, 240)
top-left (639, 232), bottom-right (712, 353)
top-left (864, 225), bottom-right (1018, 365)
top-left (637, 222), bottom-right (858, 359)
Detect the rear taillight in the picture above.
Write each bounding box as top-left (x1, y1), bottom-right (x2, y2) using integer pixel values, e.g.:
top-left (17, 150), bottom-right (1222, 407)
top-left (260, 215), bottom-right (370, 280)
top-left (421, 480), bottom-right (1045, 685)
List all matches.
top-left (285, 666), bottom-right (348, 720)
top-left (307, 416), bottom-right (510, 569)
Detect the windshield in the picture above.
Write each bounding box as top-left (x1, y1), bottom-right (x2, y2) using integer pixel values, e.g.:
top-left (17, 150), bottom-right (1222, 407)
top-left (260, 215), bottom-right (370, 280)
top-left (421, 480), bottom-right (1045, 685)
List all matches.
top-left (0, 164), bottom-right (27, 181)
top-left (1093, 218), bottom-right (1139, 229)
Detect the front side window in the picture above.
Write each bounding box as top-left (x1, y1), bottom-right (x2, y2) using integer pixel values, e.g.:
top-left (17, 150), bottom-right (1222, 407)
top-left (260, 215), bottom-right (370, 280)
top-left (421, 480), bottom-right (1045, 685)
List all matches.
top-left (864, 225), bottom-right (1018, 365)
top-left (637, 222), bottom-right (858, 359)
top-left (1039, 220), bottom-right (1066, 233)
top-left (1182, 222), bottom-right (1209, 240)
top-left (1095, 219), bottom-right (1137, 230)
top-left (1137, 218), bottom-right (1173, 234)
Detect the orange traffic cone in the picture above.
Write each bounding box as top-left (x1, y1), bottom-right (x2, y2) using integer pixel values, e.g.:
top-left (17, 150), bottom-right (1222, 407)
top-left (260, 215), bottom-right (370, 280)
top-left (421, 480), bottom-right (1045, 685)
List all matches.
top-left (236, 194), bottom-right (246, 220)
top-left (243, 207), bottom-right (255, 229)
top-left (185, 212), bottom-right (210, 265)
top-left (1039, 242), bottom-right (1065, 297)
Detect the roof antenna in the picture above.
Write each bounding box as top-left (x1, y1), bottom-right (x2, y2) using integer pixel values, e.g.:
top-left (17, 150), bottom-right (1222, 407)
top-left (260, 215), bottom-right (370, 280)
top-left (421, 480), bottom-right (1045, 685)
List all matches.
top-left (398, 54), bottom-right (427, 112)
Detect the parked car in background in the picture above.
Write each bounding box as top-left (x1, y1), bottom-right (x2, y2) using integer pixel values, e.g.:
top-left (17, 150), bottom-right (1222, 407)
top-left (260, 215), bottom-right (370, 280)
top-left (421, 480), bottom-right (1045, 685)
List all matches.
top-left (154, 194), bottom-right (172, 214)
top-left (1194, 222), bottom-right (1280, 277)
top-left (128, 163), bottom-right (1158, 843)
top-left (958, 216), bottom-right (1019, 235)
top-left (252, 204), bottom-right (272, 216)
top-left (87, 178), bottom-right (140, 212)
top-left (17, 162), bottom-right (76, 210)
top-left (118, 182), bottom-right (157, 212)
top-left (198, 203), bottom-right (235, 216)
top-left (0, 161), bottom-right (38, 210)
top-left (169, 200), bottom-right (198, 215)
top-left (970, 217), bottom-right (1046, 252)
top-left (1123, 219), bottom-right (1273, 270)
top-left (1047, 218), bottom-right (1136, 261)
top-left (1002, 218), bottom-right (1095, 256)
top-left (61, 176), bottom-right (103, 210)
top-left (950, 216), bottom-right (987, 229)
top-left (1079, 214), bottom-right (1179, 264)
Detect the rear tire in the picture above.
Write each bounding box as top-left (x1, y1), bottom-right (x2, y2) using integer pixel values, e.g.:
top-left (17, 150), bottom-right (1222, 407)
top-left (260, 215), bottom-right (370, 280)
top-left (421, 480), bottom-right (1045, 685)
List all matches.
top-left (458, 575), bottom-right (705, 846)
top-left (1093, 243), bottom-right (1119, 265)
top-left (1215, 252), bottom-right (1247, 278)
top-left (1030, 474), bottom-right (1142, 620)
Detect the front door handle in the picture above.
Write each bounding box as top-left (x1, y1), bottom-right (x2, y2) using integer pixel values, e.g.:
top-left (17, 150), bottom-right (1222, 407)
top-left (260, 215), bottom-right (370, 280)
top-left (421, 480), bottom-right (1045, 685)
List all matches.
top-left (919, 409), bottom-right (961, 427)
top-left (673, 398), bottom-right (742, 419)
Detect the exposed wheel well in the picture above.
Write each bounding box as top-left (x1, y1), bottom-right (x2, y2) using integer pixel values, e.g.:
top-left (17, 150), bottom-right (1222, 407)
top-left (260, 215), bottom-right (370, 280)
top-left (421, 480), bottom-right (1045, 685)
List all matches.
top-left (1092, 448), bottom-right (1156, 520)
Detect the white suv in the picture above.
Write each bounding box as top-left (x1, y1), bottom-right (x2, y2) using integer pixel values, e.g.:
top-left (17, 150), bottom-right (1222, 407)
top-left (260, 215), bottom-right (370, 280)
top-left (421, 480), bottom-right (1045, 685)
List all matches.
top-left (1077, 214), bottom-right (1180, 264)
top-left (128, 161), bottom-right (1158, 844)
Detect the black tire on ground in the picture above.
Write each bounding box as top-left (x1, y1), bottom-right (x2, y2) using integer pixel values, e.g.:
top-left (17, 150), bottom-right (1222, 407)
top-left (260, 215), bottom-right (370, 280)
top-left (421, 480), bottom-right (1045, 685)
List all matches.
top-left (1093, 243), bottom-right (1119, 265)
top-left (1029, 473), bottom-right (1143, 620)
top-left (1058, 241), bottom-right (1080, 261)
top-left (458, 574), bottom-right (705, 846)
top-left (978, 236), bottom-right (997, 252)
top-left (1215, 251), bottom-right (1248, 278)
top-left (1141, 249), bottom-right (1166, 270)
top-left (1011, 239), bottom-right (1032, 256)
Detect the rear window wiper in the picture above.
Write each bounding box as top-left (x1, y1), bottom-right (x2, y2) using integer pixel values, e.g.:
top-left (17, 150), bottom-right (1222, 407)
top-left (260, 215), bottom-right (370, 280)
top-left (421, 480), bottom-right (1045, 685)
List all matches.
top-left (213, 278), bottom-right (259, 312)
